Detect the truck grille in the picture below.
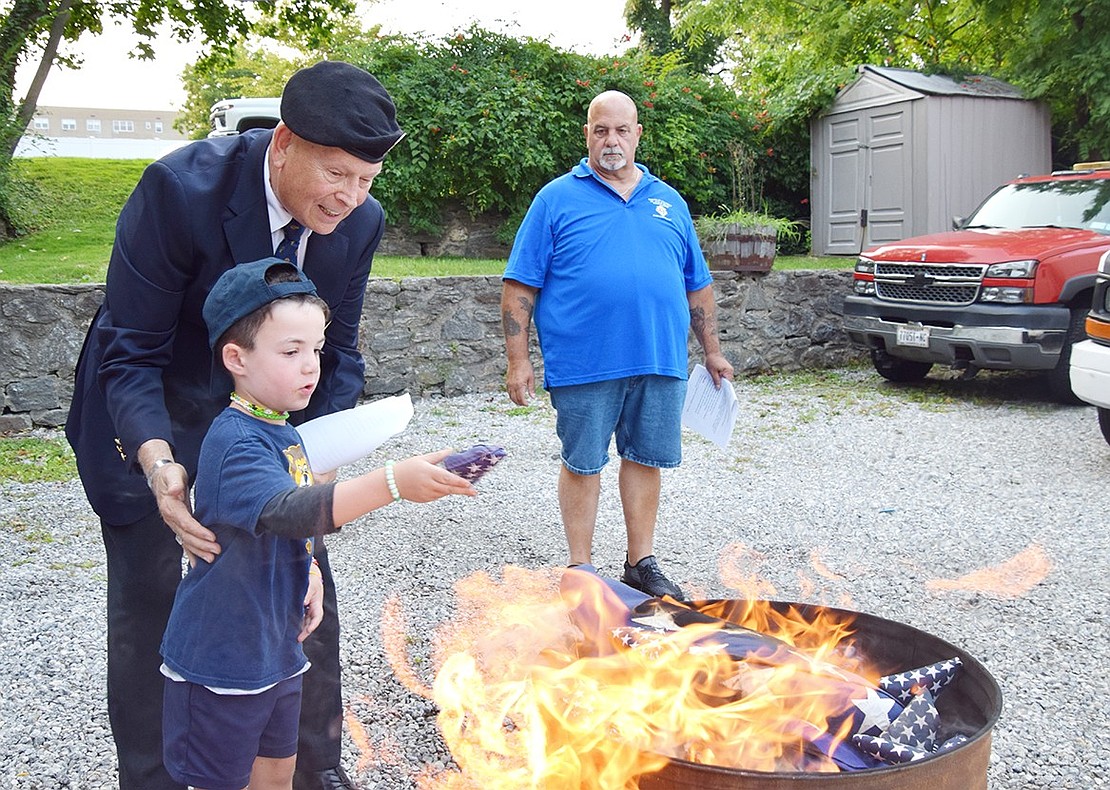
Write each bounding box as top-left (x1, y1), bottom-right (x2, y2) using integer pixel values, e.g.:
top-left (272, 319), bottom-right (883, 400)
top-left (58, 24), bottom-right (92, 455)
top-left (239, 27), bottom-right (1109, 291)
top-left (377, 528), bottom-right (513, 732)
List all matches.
top-left (873, 261), bottom-right (987, 305)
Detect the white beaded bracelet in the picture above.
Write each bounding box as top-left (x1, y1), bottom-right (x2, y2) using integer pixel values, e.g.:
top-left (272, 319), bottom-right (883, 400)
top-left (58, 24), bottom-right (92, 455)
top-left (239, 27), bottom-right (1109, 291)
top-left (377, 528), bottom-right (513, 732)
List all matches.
top-left (384, 460), bottom-right (402, 503)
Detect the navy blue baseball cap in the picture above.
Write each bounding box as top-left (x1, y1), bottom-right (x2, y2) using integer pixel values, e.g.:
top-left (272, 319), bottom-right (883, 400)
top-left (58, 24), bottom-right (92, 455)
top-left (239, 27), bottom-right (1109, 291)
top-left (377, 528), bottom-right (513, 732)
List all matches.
top-left (203, 258), bottom-right (319, 348)
top-left (281, 60), bottom-right (405, 163)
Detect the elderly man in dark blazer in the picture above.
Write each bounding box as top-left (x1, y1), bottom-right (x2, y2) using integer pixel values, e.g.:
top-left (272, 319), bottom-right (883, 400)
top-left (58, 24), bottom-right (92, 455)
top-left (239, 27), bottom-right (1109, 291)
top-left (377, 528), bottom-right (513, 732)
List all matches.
top-left (65, 61), bottom-right (403, 790)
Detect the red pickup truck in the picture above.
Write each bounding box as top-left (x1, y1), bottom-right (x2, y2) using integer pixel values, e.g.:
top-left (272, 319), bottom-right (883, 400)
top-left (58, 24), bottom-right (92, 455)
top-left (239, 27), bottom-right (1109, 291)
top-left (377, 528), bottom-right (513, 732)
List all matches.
top-left (843, 164), bottom-right (1110, 402)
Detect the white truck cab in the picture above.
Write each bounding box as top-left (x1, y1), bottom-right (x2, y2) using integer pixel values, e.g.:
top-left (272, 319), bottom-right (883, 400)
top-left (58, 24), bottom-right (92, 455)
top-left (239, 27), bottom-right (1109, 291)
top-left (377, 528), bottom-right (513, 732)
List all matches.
top-left (207, 97), bottom-right (281, 137)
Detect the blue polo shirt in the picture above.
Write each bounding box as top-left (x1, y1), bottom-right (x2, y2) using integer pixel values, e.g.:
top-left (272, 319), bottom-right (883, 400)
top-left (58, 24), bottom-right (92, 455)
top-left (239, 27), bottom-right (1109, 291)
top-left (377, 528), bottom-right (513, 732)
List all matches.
top-left (504, 159), bottom-right (711, 388)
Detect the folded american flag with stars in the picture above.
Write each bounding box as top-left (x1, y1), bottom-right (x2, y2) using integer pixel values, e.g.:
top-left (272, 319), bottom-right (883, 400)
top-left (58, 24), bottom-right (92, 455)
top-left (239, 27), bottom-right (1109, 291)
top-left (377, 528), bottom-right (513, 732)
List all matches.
top-left (852, 661), bottom-right (969, 764)
top-left (442, 444), bottom-right (506, 483)
top-left (560, 566), bottom-right (968, 772)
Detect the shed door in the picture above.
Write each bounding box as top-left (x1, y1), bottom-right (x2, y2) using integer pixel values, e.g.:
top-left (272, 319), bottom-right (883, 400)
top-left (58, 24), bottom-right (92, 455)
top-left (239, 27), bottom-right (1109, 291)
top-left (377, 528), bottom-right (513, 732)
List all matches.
top-left (819, 106), bottom-right (912, 254)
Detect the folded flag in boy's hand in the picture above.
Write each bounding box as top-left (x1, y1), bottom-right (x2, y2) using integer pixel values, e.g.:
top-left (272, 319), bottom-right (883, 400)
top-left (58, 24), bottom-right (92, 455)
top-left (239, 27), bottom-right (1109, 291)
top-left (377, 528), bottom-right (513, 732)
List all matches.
top-left (442, 444), bottom-right (506, 483)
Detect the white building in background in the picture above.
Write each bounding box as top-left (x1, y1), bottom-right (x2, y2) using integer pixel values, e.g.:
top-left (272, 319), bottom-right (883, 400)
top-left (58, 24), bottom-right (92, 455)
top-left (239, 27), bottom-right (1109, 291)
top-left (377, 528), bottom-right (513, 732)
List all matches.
top-left (16, 105), bottom-right (190, 159)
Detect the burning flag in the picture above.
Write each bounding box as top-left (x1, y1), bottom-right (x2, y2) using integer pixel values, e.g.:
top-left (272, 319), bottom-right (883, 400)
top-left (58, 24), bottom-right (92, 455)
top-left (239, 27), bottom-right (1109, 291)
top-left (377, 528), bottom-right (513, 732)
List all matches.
top-left (422, 564), bottom-right (974, 788)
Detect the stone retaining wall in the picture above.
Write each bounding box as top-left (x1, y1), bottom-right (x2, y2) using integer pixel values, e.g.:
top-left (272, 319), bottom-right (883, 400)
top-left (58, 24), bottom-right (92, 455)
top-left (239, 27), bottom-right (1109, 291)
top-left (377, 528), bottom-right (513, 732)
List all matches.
top-left (0, 271), bottom-right (862, 432)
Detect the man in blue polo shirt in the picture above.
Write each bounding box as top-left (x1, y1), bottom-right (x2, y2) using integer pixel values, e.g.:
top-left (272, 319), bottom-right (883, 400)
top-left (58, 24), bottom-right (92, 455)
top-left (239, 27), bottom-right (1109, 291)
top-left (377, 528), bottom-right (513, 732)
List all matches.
top-left (501, 90), bottom-right (733, 600)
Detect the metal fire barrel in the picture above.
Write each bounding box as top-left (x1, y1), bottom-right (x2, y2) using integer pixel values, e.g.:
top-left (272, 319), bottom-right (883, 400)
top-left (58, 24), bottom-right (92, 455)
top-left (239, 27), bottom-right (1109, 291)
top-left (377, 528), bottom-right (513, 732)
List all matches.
top-left (638, 601), bottom-right (1002, 790)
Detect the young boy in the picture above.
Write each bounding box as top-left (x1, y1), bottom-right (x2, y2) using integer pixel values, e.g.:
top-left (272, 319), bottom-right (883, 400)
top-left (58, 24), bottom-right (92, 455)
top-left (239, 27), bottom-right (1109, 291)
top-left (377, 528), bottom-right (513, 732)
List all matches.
top-left (159, 258), bottom-right (476, 790)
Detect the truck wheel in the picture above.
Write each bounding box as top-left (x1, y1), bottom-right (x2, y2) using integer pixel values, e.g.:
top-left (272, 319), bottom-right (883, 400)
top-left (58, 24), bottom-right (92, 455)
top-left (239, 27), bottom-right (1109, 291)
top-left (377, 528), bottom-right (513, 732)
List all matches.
top-left (870, 349), bottom-right (932, 382)
top-left (1099, 408), bottom-right (1110, 446)
top-left (1046, 307), bottom-right (1087, 405)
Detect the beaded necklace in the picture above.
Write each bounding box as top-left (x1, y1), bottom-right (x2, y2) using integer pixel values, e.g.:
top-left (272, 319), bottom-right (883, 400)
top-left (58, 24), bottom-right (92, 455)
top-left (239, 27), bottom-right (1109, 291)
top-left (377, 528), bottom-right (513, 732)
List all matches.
top-left (229, 391), bottom-right (289, 422)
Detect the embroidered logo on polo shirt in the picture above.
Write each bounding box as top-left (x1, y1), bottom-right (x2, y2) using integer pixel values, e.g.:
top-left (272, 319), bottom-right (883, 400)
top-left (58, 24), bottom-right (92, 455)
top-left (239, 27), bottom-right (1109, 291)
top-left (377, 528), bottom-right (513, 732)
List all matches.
top-left (649, 198), bottom-right (672, 220)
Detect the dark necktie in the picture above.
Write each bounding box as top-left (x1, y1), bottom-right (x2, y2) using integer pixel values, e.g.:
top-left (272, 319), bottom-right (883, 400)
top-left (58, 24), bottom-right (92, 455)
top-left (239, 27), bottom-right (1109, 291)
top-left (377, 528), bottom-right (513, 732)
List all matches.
top-left (275, 220), bottom-right (305, 263)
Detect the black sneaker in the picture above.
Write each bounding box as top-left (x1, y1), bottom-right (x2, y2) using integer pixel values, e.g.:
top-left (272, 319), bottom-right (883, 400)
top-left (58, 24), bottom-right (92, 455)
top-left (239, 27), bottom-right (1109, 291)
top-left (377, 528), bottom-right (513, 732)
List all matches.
top-left (621, 555), bottom-right (686, 601)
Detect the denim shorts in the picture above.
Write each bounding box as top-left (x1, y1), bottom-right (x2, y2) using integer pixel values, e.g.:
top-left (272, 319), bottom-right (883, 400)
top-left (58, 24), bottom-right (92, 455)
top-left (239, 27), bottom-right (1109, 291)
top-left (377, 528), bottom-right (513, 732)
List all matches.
top-left (163, 673), bottom-right (303, 790)
top-left (549, 375), bottom-right (685, 475)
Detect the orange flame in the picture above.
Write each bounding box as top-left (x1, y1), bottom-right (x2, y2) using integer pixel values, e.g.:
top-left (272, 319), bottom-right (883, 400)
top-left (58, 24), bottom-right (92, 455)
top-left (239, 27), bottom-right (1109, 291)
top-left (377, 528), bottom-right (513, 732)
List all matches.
top-left (926, 543), bottom-right (1052, 598)
top-left (413, 562), bottom-right (878, 788)
top-left (381, 595), bottom-right (434, 699)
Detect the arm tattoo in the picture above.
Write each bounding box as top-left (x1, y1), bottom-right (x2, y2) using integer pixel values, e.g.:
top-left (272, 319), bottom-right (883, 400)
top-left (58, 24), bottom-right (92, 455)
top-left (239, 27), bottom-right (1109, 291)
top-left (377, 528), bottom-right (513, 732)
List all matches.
top-left (690, 305), bottom-right (707, 343)
top-left (503, 296), bottom-right (534, 338)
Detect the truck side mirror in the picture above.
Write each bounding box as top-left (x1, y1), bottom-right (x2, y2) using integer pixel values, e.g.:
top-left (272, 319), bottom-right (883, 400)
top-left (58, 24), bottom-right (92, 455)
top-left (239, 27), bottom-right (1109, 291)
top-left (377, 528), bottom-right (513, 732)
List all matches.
top-left (952, 216), bottom-right (966, 230)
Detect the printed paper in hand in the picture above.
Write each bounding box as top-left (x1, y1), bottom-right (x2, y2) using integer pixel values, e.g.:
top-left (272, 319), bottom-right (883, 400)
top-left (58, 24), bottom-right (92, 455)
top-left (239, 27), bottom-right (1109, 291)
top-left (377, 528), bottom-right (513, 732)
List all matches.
top-left (681, 364), bottom-right (738, 449)
top-left (297, 394), bottom-right (415, 474)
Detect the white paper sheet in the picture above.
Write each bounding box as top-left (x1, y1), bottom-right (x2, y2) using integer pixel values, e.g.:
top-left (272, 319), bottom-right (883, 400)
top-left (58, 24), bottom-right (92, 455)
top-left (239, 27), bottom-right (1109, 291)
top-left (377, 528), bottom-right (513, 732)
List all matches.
top-left (296, 394), bottom-right (415, 474)
top-left (681, 364), bottom-right (739, 450)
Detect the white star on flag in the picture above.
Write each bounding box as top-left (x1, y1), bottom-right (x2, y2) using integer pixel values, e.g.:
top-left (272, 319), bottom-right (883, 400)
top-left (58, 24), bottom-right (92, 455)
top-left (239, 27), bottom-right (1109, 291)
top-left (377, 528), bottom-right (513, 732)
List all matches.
top-left (851, 688), bottom-right (900, 735)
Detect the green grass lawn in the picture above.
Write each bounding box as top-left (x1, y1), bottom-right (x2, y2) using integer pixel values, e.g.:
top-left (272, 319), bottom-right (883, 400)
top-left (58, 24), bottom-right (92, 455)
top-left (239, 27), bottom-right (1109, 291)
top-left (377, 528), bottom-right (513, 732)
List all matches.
top-left (1, 158), bottom-right (149, 284)
top-left (0, 157), bottom-right (851, 284)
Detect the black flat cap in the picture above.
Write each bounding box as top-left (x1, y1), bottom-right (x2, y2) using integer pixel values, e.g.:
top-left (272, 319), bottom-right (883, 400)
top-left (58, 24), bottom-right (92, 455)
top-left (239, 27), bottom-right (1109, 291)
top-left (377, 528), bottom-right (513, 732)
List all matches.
top-left (281, 61), bottom-right (405, 163)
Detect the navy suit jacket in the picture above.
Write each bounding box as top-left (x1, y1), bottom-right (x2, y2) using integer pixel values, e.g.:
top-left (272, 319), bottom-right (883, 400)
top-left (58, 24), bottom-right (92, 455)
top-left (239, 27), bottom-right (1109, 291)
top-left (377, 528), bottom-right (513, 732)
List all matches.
top-left (66, 130), bottom-right (384, 524)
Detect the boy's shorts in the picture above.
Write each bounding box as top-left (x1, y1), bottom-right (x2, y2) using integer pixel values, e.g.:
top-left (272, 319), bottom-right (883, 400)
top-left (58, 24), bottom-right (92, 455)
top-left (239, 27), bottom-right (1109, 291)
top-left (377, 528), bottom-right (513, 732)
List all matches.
top-left (163, 674), bottom-right (303, 790)
top-left (549, 375), bottom-right (685, 475)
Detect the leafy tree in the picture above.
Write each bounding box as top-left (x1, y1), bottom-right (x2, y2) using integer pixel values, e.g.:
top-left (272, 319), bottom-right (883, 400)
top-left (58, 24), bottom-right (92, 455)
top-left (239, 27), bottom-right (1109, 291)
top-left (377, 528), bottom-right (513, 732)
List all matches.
top-left (0, 0), bottom-right (353, 235)
top-left (176, 47), bottom-right (312, 139)
top-left (623, 0), bottom-right (725, 74)
top-left (671, 0), bottom-right (1110, 188)
top-left (976, 0), bottom-right (1110, 163)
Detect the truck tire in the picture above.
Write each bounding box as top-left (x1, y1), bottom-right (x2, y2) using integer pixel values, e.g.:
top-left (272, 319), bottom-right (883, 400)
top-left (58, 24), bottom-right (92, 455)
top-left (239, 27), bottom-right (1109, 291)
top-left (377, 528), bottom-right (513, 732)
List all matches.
top-left (870, 349), bottom-right (932, 383)
top-left (1046, 307), bottom-right (1087, 405)
top-left (1099, 408), bottom-right (1110, 446)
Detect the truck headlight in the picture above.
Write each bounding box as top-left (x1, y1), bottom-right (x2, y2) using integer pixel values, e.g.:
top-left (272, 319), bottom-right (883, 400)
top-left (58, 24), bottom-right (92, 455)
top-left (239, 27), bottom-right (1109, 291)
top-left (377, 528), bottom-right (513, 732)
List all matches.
top-left (980, 286), bottom-right (1032, 303)
top-left (985, 259), bottom-right (1037, 278)
top-left (855, 257), bottom-right (875, 275)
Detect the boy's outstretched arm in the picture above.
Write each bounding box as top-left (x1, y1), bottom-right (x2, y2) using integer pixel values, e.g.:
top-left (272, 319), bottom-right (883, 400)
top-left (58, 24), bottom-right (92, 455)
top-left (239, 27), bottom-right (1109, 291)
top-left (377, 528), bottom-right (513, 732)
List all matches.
top-left (332, 449), bottom-right (476, 526)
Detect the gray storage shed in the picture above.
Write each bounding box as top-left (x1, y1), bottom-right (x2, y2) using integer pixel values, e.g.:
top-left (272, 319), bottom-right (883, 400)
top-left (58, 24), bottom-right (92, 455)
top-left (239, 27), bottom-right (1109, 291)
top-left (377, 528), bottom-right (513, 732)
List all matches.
top-left (810, 65), bottom-right (1051, 255)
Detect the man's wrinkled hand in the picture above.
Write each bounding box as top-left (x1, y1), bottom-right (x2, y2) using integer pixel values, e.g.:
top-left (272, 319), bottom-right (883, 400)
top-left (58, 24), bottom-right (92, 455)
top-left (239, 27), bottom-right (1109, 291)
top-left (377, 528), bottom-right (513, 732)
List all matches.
top-left (149, 461), bottom-right (221, 565)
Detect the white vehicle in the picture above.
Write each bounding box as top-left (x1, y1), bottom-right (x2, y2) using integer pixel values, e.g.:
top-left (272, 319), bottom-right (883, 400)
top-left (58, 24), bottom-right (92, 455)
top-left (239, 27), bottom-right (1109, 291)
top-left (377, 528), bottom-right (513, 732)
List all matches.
top-left (207, 97), bottom-right (281, 137)
top-left (1069, 249), bottom-right (1110, 444)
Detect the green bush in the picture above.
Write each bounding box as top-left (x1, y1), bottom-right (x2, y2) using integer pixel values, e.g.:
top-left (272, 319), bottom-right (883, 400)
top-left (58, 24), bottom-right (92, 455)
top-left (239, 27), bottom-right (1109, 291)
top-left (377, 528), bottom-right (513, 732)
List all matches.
top-left (324, 28), bottom-right (760, 239)
top-left (0, 165), bottom-right (42, 238)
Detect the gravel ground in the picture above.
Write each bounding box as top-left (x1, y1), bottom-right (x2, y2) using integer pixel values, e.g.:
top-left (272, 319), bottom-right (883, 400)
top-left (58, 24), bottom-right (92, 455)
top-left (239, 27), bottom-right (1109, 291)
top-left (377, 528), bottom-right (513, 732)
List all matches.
top-left (1, 368), bottom-right (1107, 789)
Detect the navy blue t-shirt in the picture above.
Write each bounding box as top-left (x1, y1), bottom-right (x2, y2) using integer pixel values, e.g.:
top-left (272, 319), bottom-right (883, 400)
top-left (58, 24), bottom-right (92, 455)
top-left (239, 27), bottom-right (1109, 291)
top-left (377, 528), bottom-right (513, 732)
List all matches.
top-left (160, 408), bottom-right (315, 690)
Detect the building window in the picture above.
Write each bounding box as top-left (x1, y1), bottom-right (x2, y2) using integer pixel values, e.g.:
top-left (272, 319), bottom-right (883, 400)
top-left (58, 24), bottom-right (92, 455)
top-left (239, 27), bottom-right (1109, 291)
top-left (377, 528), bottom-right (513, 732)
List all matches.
top-left (113, 119), bottom-right (135, 133)
top-left (33, 117), bottom-right (49, 131)
top-left (145, 121), bottom-right (152, 130)
top-left (61, 118), bottom-right (77, 131)
top-left (154, 121), bottom-right (163, 134)
top-left (87, 119), bottom-right (101, 133)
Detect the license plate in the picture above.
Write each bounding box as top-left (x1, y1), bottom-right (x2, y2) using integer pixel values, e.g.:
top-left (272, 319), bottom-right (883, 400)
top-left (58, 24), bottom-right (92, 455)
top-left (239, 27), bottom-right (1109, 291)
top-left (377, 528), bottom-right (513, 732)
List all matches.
top-left (896, 324), bottom-right (930, 348)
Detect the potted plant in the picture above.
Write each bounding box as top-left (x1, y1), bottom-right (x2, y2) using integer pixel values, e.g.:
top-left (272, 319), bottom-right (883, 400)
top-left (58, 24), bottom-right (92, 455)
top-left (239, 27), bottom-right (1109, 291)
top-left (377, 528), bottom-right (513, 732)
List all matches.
top-left (694, 207), bottom-right (802, 273)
